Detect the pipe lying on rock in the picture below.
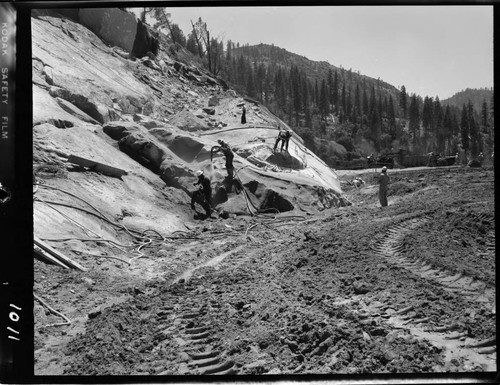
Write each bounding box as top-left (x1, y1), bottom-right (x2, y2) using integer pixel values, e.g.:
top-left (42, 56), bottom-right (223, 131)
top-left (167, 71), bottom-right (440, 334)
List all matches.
top-left (465, 336), bottom-right (496, 348)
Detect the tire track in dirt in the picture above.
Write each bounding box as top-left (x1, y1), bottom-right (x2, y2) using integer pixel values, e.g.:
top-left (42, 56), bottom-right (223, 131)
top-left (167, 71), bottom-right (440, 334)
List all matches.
top-left (163, 282), bottom-right (238, 375)
top-left (156, 242), bottom-right (246, 375)
top-left (372, 215), bottom-right (495, 305)
top-left (369, 215), bottom-right (496, 368)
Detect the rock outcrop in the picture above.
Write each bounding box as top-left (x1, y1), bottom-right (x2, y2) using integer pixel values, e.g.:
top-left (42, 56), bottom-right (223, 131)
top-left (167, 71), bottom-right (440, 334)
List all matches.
top-left (32, 9), bottom-right (350, 237)
top-left (79, 8), bottom-right (137, 53)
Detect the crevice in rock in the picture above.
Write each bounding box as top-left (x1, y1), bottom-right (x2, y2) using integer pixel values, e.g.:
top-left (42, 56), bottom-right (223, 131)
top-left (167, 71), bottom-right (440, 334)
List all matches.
top-left (168, 137), bottom-right (205, 163)
top-left (259, 190), bottom-right (294, 213)
top-left (48, 119), bottom-right (74, 129)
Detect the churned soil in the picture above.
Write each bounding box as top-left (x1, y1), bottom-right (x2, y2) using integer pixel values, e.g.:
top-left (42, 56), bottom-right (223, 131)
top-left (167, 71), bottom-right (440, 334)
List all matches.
top-left (34, 166), bottom-right (496, 377)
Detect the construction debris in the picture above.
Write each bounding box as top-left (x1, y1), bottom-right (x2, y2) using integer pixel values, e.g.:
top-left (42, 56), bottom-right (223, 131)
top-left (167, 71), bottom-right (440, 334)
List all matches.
top-left (67, 155), bottom-right (128, 179)
top-left (34, 244), bottom-right (70, 269)
top-left (34, 236), bottom-right (87, 271)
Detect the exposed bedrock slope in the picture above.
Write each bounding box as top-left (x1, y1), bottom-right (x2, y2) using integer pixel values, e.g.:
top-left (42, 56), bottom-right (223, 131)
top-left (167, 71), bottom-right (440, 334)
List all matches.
top-left (32, 10), bottom-right (350, 234)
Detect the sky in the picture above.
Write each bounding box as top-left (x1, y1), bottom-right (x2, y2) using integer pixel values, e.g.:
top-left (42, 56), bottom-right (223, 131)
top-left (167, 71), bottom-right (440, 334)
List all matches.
top-left (158, 5), bottom-right (493, 101)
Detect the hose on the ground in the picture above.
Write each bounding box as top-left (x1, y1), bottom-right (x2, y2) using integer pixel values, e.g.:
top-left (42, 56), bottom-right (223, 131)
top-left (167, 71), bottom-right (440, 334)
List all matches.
top-left (34, 166), bottom-right (307, 257)
top-left (35, 182), bottom-right (201, 242)
top-left (34, 181), bottom-right (201, 262)
top-left (34, 293), bottom-right (71, 328)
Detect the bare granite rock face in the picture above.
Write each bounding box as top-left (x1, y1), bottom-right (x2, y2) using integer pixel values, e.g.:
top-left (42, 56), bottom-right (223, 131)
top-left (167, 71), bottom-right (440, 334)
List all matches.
top-left (33, 9), bottom-right (350, 233)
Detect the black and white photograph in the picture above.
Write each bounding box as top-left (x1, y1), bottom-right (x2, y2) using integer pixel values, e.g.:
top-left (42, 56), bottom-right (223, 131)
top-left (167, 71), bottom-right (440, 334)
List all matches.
top-left (1, 1), bottom-right (496, 382)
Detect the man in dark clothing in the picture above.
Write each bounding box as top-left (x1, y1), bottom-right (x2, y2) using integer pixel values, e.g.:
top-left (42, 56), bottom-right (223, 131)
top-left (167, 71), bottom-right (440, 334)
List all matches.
top-left (378, 166), bottom-right (390, 207)
top-left (194, 170), bottom-right (212, 206)
top-left (478, 152), bottom-right (484, 165)
top-left (211, 140), bottom-right (235, 178)
top-left (274, 129), bottom-right (292, 152)
top-left (191, 170), bottom-right (212, 217)
top-left (241, 105), bottom-right (247, 124)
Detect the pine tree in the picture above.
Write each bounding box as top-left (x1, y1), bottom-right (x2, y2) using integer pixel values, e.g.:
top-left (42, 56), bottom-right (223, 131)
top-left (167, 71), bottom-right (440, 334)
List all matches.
top-left (340, 84), bottom-right (346, 122)
top-left (226, 40), bottom-right (232, 61)
top-left (443, 105), bottom-right (453, 154)
top-left (480, 99), bottom-right (489, 132)
top-left (369, 102), bottom-right (381, 151)
top-left (246, 64), bottom-right (256, 98)
top-left (362, 87), bottom-right (369, 119)
top-left (319, 79), bottom-right (329, 122)
top-left (400, 85), bottom-right (408, 118)
top-left (346, 89), bottom-right (353, 122)
top-left (460, 104), bottom-right (470, 156)
top-left (433, 97), bottom-right (444, 153)
top-left (387, 96), bottom-right (396, 138)
top-left (333, 71), bottom-right (339, 113)
top-left (468, 100), bottom-right (481, 156)
top-left (327, 68), bottom-right (334, 108)
top-left (368, 85), bottom-right (381, 150)
top-left (409, 94), bottom-right (420, 148)
top-left (354, 84), bottom-right (361, 118)
top-left (422, 96), bottom-right (433, 152)
top-left (186, 32), bottom-right (198, 56)
top-left (314, 79), bottom-right (319, 110)
top-left (302, 76), bottom-right (310, 121)
top-left (291, 66), bottom-right (302, 124)
top-left (481, 99), bottom-right (493, 153)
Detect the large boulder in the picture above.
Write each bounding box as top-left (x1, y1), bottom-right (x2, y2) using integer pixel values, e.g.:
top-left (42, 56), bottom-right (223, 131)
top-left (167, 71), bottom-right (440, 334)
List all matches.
top-left (147, 126), bottom-right (175, 144)
top-left (131, 19), bottom-right (159, 59)
top-left (55, 97), bottom-right (101, 125)
top-left (104, 124), bottom-right (199, 192)
top-left (78, 8), bottom-right (137, 53)
top-left (159, 163), bottom-right (193, 191)
top-left (148, 127), bottom-right (206, 163)
top-left (168, 110), bottom-right (208, 132)
top-left (49, 86), bottom-right (107, 124)
top-left (103, 121), bottom-right (144, 140)
top-left (266, 151), bottom-right (305, 170)
top-left (33, 85), bottom-right (100, 129)
top-left (118, 132), bottom-right (165, 171)
top-left (133, 113), bottom-right (164, 129)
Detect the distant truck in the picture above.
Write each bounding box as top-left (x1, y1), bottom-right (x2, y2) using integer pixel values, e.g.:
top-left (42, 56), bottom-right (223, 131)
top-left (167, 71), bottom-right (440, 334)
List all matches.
top-left (427, 152), bottom-right (457, 167)
top-left (336, 150), bottom-right (456, 170)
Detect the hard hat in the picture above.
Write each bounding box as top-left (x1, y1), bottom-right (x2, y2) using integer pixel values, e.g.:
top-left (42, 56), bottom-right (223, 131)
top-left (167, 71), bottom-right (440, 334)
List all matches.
top-left (196, 170), bottom-right (203, 176)
top-left (382, 166), bottom-right (387, 171)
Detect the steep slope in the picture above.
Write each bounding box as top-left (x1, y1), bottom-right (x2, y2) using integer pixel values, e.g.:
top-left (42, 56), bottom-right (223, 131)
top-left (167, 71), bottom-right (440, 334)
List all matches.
top-left (32, 11), bottom-right (350, 245)
top-left (233, 43), bottom-right (399, 94)
top-left (31, 10), bottom-right (496, 378)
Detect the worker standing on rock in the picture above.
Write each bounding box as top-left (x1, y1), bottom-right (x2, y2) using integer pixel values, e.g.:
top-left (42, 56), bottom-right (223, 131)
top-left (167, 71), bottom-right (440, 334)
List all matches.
top-left (274, 129), bottom-right (292, 152)
top-left (241, 105), bottom-right (247, 124)
top-left (211, 140), bottom-right (235, 179)
top-left (191, 170), bottom-right (212, 218)
top-left (378, 166), bottom-right (390, 208)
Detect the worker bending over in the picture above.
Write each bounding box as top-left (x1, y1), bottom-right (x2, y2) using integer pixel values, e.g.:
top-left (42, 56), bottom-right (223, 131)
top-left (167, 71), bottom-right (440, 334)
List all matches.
top-left (191, 170), bottom-right (212, 217)
top-left (211, 140), bottom-right (235, 179)
top-left (274, 129), bottom-right (292, 152)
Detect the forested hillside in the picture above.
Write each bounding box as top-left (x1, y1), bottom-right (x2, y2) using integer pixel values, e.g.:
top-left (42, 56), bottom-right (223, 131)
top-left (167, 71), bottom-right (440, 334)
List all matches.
top-left (136, 8), bottom-right (495, 166)
top-left (221, 44), bottom-right (494, 164)
top-left (442, 87), bottom-right (494, 112)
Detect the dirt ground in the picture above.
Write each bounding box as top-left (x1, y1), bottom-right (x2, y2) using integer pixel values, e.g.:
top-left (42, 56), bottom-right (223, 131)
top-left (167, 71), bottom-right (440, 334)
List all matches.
top-left (33, 165), bottom-right (496, 378)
